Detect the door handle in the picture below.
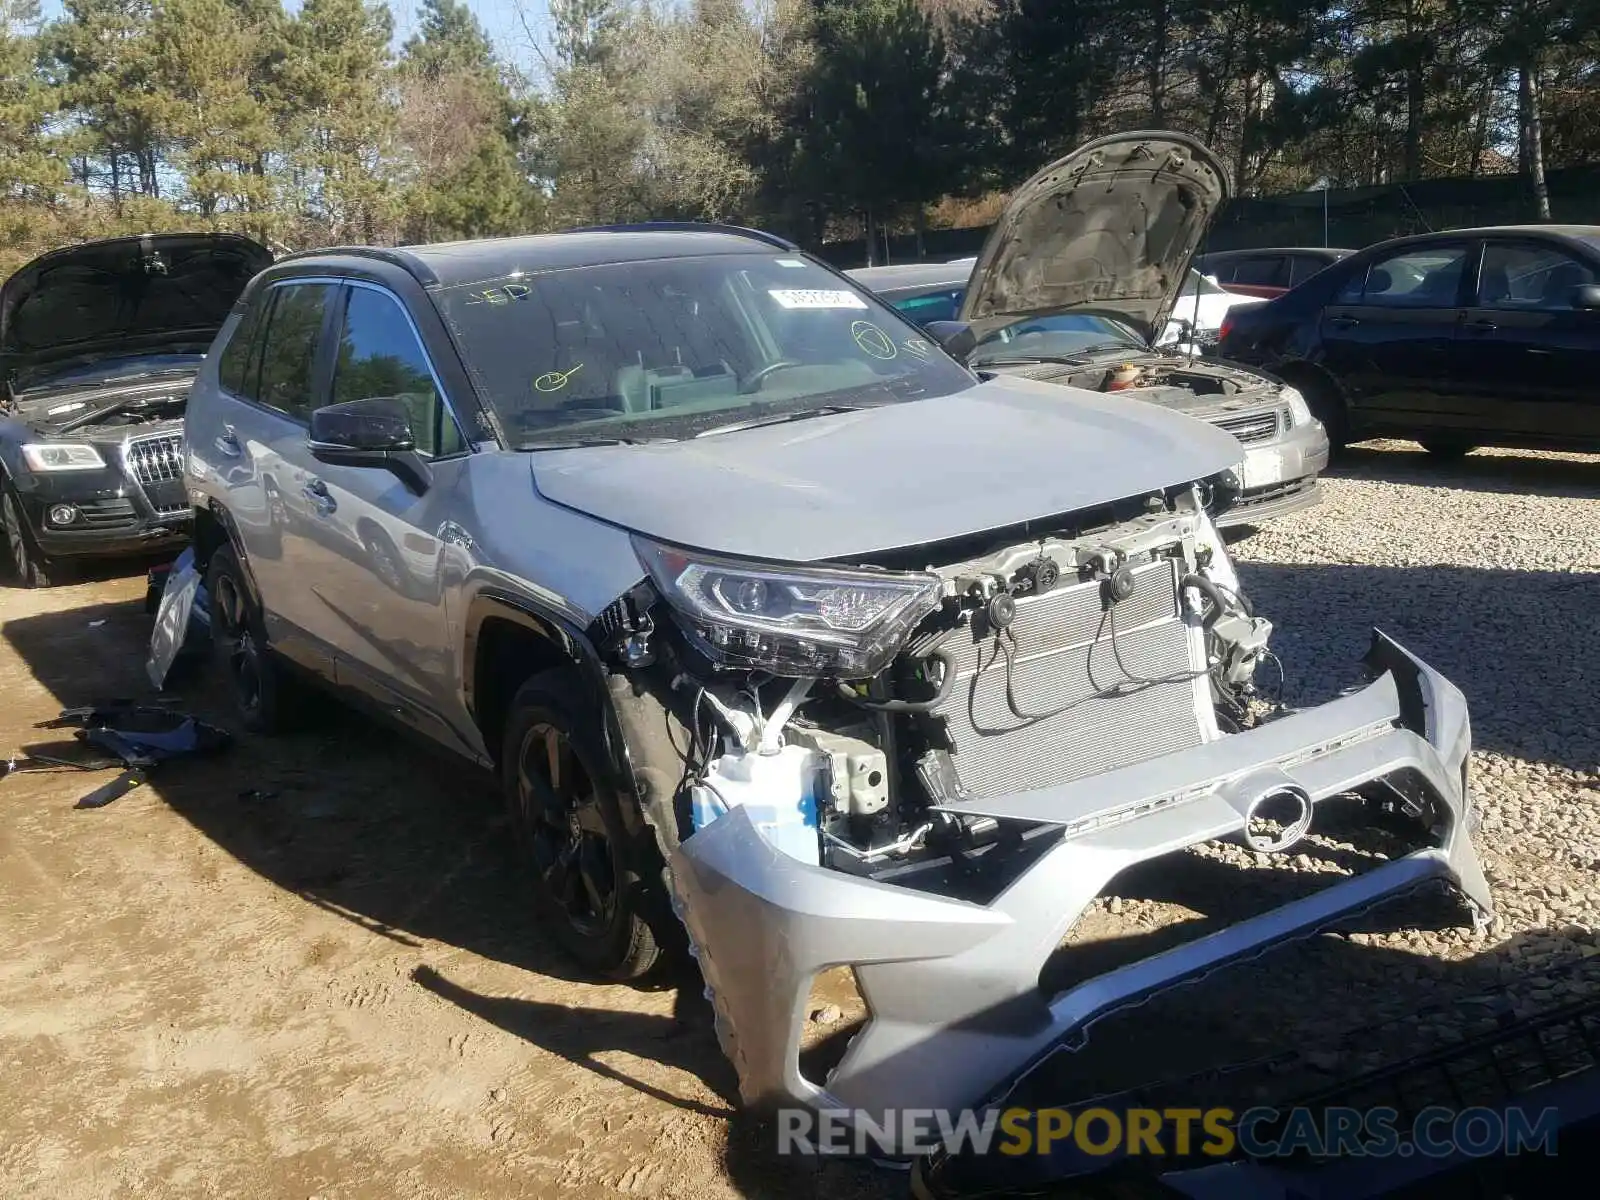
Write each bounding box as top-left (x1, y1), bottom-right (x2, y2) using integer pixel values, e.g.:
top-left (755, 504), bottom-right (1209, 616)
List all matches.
top-left (302, 479), bottom-right (336, 516)
top-left (1328, 315), bottom-right (1360, 329)
top-left (214, 426), bottom-right (242, 458)
top-left (1467, 318), bottom-right (1498, 332)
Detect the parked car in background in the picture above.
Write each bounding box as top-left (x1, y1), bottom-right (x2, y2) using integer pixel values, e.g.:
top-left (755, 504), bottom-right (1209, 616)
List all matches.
top-left (1218, 225), bottom-right (1600, 455)
top-left (851, 132), bottom-right (1328, 529)
top-left (1195, 246), bottom-right (1354, 298)
top-left (0, 232), bottom-right (273, 586)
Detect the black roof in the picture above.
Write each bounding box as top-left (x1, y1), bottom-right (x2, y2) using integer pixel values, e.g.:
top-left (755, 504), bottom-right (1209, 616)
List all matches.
top-left (276, 224), bottom-right (799, 289)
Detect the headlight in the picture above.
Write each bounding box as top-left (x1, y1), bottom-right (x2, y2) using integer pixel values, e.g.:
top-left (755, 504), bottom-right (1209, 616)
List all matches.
top-left (1279, 385), bottom-right (1312, 429)
top-left (635, 536), bottom-right (942, 678)
top-left (21, 442), bottom-right (105, 471)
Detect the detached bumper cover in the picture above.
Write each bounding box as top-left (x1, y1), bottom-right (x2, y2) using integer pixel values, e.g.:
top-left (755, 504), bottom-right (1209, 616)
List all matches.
top-left (669, 632), bottom-right (1491, 1141)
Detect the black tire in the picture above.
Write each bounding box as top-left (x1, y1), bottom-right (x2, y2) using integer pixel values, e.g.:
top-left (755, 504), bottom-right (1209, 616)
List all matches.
top-left (1420, 437), bottom-right (1477, 460)
top-left (502, 670), bottom-right (665, 981)
top-left (206, 544), bottom-right (298, 734)
top-left (1, 485), bottom-right (55, 588)
top-left (1295, 372), bottom-right (1351, 454)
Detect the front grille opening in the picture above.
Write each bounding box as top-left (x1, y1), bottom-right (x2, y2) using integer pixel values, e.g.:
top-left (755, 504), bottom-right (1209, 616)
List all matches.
top-left (1216, 407), bottom-right (1285, 444)
top-left (798, 966), bottom-right (870, 1089)
top-left (1037, 793), bottom-right (1448, 999)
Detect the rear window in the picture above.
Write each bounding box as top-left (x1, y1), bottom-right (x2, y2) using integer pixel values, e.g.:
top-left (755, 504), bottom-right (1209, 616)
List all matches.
top-left (890, 289), bottom-right (964, 324)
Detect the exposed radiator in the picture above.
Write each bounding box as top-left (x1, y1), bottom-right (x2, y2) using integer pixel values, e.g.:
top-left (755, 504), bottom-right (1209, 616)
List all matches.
top-left (931, 558), bottom-right (1208, 798)
top-left (125, 433), bottom-right (187, 515)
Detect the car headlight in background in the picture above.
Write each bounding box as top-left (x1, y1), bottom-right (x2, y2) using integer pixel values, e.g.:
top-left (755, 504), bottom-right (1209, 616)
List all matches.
top-left (1279, 385), bottom-right (1312, 429)
top-left (21, 442), bottom-right (105, 471)
top-left (635, 536), bottom-right (942, 678)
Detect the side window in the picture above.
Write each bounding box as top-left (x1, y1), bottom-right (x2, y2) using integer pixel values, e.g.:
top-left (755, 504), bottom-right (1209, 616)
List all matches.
top-left (217, 296), bottom-right (265, 397)
top-left (892, 289), bottom-right (963, 325)
top-left (256, 283), bottom-right (334, 421)
top-left (330, 287), bottom-right (465, 457)
top-left (1230, 256), bottom-right (1286, 287)
top-left (1361, 245), bottom-right (1469, 307)
top-left (1288, 255), bottom-right (1330, 287)
top-left (1477, 242), bottom-right (1595, 310)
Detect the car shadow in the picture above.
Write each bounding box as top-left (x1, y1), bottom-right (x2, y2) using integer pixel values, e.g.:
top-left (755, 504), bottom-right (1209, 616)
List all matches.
top-left (1236, 561), bottom-right (1598, 773)
top-left (1333, 441), bottom-right (1600, 500)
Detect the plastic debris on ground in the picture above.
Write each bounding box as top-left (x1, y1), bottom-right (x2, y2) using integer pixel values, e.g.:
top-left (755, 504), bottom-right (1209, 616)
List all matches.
top-left (146, 546), bottom-right (211, 690)
top-left (3, 702), bottom-right (232, 809)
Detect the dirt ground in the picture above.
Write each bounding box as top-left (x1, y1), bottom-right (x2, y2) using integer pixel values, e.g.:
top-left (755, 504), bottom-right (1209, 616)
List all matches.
top-left (0, 570), bottom-right (887, 1200)
top-left (3, 446), bottom-right (1598, 1199)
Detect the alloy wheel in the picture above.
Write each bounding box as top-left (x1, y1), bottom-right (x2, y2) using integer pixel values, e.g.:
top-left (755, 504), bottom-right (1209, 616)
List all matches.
top-left (211, 570), bottom-right (263, 717)
top-left (514, 721), bottom-right (619, 938)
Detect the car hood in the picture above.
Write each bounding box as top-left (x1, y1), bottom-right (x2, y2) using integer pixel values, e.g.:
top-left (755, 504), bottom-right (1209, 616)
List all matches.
top-left (1, 233), bottom-right (272, 390)
top-left (961, 131), bottom-right (1231, 345)
top-left (529, 374), bottom-right (1245, 563)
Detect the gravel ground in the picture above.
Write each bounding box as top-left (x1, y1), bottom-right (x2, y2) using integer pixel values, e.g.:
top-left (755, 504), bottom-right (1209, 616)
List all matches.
top-left (1032, 440), bottom-right (1600, 1106)
top-left (1, 439), bottom-right (1597, 1197)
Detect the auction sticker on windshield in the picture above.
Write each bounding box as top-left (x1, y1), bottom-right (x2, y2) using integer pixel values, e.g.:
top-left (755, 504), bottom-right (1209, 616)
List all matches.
top-left (768, 289), bottom-right (869, 309)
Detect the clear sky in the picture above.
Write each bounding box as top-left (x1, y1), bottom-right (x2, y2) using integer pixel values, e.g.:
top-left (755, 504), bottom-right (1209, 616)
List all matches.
top-left (34, 0), bottom-right (549, 68)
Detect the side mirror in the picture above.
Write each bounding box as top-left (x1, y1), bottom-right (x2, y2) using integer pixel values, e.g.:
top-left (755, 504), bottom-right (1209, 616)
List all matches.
top-left (309, 397), bottom-right (430, 494)
top-left (921, 319), bottom-right (977, 362)
top-left (1572, 284), bottom-right (1600, 311)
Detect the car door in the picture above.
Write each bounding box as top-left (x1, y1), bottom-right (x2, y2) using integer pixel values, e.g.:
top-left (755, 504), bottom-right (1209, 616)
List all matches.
top-left (1316, 241), bottom-right (1475, 433)
top-left (289, 280), bottom-right (479, 756)
top-left (196, 278), bottom-right (340, 676)
top-left (1450, 238), bottom-right (1600, 442)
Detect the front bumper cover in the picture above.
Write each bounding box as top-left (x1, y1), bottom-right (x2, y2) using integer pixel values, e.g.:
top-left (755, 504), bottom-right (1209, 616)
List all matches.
top-left (1215, 418), bottom-right (1329, 529)
top-left (669, 632), bottom-right (1491, 1147)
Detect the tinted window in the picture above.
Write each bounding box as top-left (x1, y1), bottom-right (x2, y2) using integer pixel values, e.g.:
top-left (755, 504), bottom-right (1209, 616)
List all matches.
top-left (256, 283), bottom-right (333, 420)
top-left (434, 253), bottom-right (975, 448)
top-left (218, 298), bottom-right (265, 397)
top-left (1288, 255), bottom-right (1332, 287)
top-left (331, 287), bottom-right (465, 456)
top-left (1477, 243), bottom-right (1596, 309)
top-left (1230, 256), bottom-right (1286, 287)
top-left (1363, 246), bottom-right (1469, 307)
top-left (891, 289), bottom-right (964, 324)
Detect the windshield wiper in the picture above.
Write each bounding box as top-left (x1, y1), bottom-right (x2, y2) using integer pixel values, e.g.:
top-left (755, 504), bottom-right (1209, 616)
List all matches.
top-left (693, 404), bottom-right (872, 439)
top-left (970, 354), bottom-right (1091, 368)
top-left (516, 436), bottom-right (674, 450)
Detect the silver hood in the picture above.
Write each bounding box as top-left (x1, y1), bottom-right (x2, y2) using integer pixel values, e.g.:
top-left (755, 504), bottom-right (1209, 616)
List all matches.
top-left (960, 131), bottom-right (1231, 345)
top-left (530, 375), bottom-right (1245, 563)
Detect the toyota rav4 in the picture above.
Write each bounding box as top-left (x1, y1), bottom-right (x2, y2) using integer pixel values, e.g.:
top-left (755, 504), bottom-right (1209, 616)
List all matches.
top-left (183, 221), bottom-right (1491, 1146)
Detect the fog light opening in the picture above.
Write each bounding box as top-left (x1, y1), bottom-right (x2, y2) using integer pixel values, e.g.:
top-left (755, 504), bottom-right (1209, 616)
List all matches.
top-left (1243, 787), bottom-right (1313, 853)
top-left (48, 503), bottom-right (79, 526)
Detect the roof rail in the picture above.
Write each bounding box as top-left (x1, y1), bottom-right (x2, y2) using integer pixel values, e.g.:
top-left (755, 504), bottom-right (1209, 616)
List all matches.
top-left (562, 221), bottom-right (800, 252)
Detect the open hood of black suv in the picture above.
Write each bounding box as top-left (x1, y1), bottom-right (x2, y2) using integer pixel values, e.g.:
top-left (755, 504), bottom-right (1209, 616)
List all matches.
top-left (1, 233), bottom-right (272, 390)
top-left (961, 132), bottom-right (1230, 345)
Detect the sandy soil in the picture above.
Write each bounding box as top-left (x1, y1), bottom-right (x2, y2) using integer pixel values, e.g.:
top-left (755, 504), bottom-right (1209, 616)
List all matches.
top-left (0, 571), bottom-right (887, 1200)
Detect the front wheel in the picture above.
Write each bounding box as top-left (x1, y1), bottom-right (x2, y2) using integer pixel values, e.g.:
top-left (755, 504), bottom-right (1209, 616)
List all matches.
top-left (1, 486), bottom-right (54, 588)
top-left (502, 670), bottom-right (667, 981)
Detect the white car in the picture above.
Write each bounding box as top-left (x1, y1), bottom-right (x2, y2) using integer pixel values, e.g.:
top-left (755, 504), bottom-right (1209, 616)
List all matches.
top-left (1158, 269), bottom-right (1267, 348)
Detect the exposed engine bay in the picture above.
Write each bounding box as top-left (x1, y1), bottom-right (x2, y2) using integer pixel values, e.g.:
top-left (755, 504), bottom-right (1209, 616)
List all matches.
top-left (606, 484), bottom-right (1278, 887)
top-left (595, 477), bottom-right (1489, 1135)
top-left (13, 382), bottom-right (192, 439)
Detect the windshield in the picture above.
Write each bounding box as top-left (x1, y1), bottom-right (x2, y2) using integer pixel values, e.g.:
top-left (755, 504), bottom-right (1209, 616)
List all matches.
top-left (967, 312), bottom-right (1146, 366)
top-left (434, 252), bottom-right (977, 446)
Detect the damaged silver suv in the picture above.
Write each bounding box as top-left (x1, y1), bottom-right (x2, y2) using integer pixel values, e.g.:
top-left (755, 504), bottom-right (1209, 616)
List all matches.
top-left (184, 222), bottom-right (1490, 1143)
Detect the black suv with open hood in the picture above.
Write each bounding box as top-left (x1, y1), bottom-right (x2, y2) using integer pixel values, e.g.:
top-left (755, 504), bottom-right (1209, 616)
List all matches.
top-left (0, 232), bottom-right (272, 585)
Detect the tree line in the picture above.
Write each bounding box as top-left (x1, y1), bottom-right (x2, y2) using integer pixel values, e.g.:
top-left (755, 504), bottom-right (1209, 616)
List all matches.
top-left (1, 0), bottom-right (1596, 276)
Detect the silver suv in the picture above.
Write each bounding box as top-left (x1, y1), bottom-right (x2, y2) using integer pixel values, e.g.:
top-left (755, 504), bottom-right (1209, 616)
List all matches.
top-left (184, 221), bottom-right (1489, 1139)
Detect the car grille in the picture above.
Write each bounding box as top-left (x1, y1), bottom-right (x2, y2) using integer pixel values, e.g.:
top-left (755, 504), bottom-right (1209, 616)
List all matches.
top-left (125, 433), bottom-right (187, 515)
top-left (930, 558), bottom-right (1207, 797)
top-left (1214, 407), bottom-right (1283, 444)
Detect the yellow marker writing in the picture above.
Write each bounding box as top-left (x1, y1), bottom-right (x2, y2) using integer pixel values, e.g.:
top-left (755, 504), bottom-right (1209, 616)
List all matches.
top-left (534, 363), bottom-right (583, 393)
